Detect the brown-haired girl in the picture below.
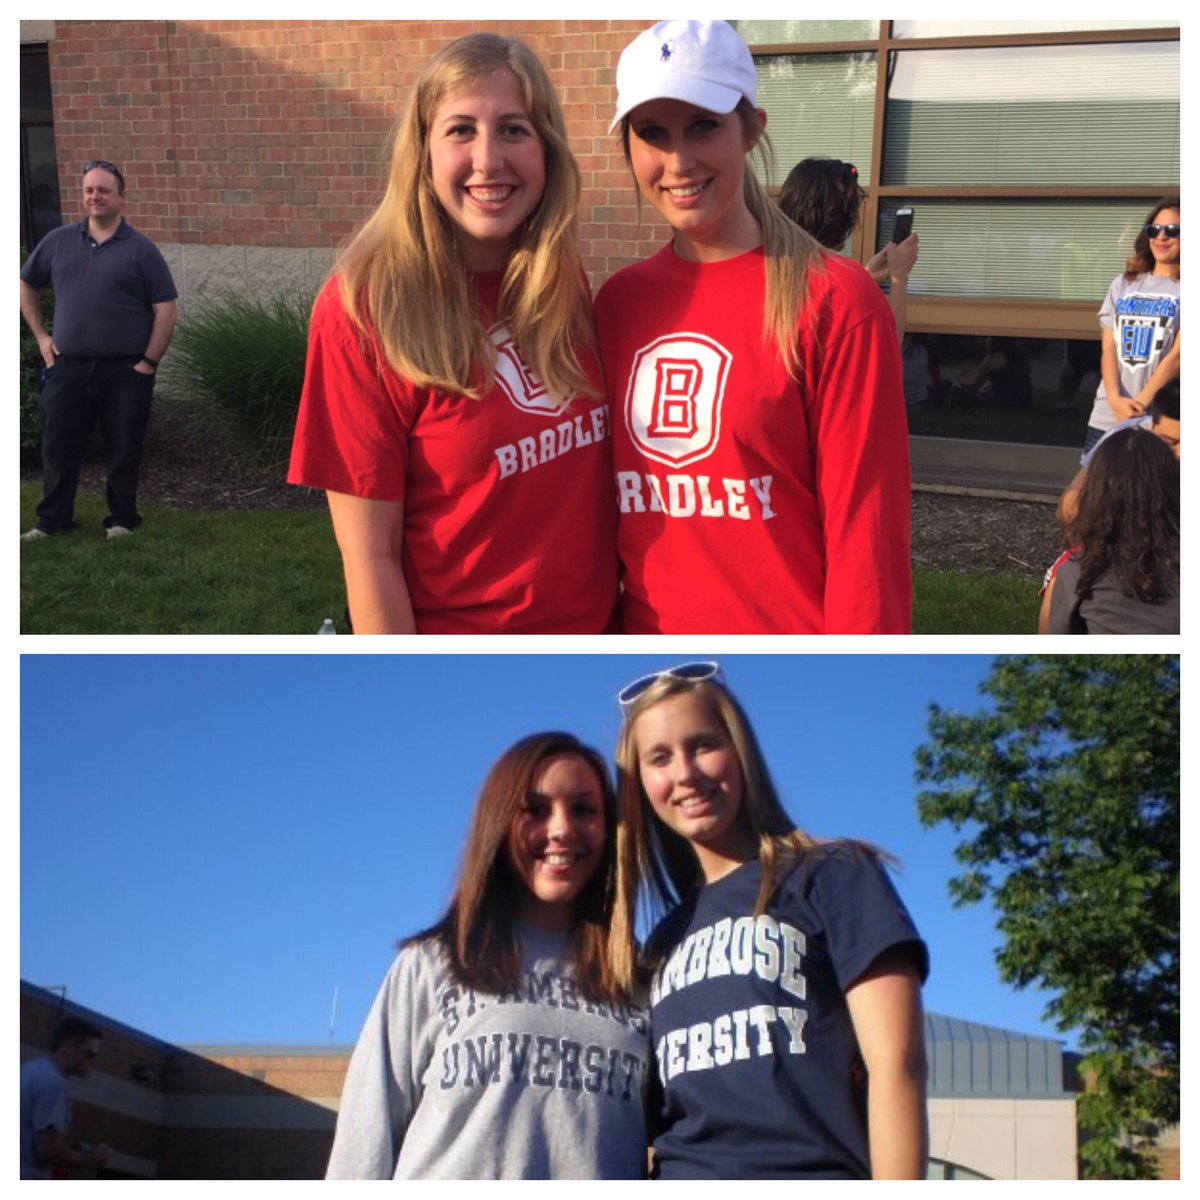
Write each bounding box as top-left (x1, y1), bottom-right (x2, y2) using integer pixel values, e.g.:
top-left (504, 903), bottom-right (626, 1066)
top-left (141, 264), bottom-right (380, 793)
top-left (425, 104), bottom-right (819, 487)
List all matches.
top-left (1082, 196), bottom-right (1180, 455)
top-left (327, 732), bottom-right (648, 1177)
top-left (778, 156), bottom-right (919, 338)
top-left (594, 21), bottom-right (911, 634)
top-left (289, 33), bottom-right (616, 634)
top-left (616, 663), bottom-right (929, 1178)
top-left (1040, 427), bottom-right (1179, 634)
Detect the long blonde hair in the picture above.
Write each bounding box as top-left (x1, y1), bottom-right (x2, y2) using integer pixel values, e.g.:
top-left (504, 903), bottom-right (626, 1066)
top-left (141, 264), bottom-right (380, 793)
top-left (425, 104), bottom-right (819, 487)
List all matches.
top-left (616, 672), bottom-right (894, 943)
top-left (337, 33), bottom-right (599, 401)
top-left (620, 98), bottom-right (825, 382)
top-left (616, 674), bottom-right (819, 928)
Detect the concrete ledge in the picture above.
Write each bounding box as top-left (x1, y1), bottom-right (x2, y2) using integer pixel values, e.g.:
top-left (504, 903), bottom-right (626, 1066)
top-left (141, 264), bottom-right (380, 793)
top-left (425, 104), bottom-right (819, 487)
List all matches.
top-left (911, 435), bottom-right (1079, 496)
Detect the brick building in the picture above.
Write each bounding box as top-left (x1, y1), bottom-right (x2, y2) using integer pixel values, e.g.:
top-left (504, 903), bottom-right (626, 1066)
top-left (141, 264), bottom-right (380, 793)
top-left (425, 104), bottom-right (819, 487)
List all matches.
top-left (19, 19), bottom-right (1180, 489)
top-left (23, 978), bottom-right (1103, 1180)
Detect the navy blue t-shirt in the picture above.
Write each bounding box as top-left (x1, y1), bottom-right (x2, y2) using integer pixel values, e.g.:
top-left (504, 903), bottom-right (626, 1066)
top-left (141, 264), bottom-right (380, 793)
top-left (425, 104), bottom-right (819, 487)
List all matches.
top-left (647, 846), bottom-right (929, 1179)
top-left (20, 219), bottom-right (177, 358)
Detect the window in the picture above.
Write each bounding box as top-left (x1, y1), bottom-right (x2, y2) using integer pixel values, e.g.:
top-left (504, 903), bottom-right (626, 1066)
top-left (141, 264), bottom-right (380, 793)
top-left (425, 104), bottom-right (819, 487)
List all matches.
top-left (20, 45), bottom-right (61, 251)
top-left (884, 43), bottom-right (1179, 188)
top-left (734, 19), bottom-right (1179, 448)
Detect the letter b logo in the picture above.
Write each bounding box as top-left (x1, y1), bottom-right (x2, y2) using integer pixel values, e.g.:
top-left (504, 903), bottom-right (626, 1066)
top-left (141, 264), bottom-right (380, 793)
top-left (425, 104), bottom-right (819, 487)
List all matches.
top-left (624, 333), bottom-right (732, 467)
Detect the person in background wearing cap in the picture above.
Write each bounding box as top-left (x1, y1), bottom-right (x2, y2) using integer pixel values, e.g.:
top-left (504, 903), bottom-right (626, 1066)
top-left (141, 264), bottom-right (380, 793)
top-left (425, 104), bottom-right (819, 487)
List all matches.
top-left (594, 20), bottom-right (910, 635)
top-left (20, 160), bottom-right (178, 541)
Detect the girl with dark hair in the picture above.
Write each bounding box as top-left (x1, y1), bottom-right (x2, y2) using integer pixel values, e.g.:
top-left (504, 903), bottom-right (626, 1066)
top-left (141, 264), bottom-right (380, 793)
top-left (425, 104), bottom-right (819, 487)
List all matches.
top-left (615, 663), bottom-right (929, 1179)
top-left (594, 21), bottom-right (911, 635)
top-left (778, 157), bottom-right (919, 338)
top-left (327, 732), bottom-right (649, 1178)
top-left (1040, 427), bottom-right (1180, 634)
top-left (289, 34), bottom-right (616, 634)
top-left (1082, 196), bottom-right (1180, 455)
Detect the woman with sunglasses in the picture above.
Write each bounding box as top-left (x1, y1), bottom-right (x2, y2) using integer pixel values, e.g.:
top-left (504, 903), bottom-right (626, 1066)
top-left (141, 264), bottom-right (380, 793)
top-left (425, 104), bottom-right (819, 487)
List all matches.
top-left (778, 157), bottom-right (919, 339)
top-left (1082, 197), bottom-right (1180, 455)
top-left (327, 731), bottom-right (649, 1178)
top-left (594, 21), bottom-right (911, 635)
top-left (616, 662), bottom-right (929, 1178)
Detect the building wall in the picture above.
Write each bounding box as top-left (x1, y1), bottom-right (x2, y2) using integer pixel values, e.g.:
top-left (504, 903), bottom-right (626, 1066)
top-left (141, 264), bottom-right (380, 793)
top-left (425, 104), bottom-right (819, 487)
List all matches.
top-left (38, 19), bottom-right (666, 308)
top-left (929, 1096), bottom-right (1078, 1180)
top-left (20, 985), bottom-right (337, 1180)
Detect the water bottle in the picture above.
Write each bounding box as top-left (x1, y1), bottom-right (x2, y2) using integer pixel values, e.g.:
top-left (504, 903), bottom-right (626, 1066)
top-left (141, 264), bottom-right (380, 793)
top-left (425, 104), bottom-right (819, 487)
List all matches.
top-left (317, 618), bottom-right (337, 635)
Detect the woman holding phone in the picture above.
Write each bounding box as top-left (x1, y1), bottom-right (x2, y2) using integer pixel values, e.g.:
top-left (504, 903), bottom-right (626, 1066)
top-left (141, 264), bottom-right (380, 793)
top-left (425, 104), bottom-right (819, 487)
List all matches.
top-left (778, 157), bottom-right (918, 338)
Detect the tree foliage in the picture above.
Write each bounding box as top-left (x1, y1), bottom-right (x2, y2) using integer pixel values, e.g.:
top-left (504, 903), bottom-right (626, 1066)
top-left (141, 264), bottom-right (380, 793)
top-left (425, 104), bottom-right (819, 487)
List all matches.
top-left (914, 655), bottom-right (1179, 1179)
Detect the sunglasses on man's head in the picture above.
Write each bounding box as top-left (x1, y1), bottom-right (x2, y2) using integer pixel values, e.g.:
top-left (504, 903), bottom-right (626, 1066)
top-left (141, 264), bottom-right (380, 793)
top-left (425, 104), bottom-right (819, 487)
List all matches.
top-left (84, 160), bottom-right (121, 175)
top-left (618, 662), bottom-right (725, 711)
top-left (1146, 223), bottom-right (1181, 239)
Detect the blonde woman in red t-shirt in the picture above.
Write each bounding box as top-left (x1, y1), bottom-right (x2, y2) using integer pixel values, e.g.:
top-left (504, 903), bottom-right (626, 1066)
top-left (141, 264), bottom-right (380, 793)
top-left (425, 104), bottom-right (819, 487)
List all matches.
top-left (594, 21), bottom-right (911, 634)
top-left (289, 34), bottom-right (616, 634)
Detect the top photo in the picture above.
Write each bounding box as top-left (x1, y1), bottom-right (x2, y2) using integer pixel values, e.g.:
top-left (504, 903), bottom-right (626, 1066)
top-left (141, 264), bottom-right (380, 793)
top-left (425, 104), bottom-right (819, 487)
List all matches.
top-left (19, 18), bottom-right (1181, 635)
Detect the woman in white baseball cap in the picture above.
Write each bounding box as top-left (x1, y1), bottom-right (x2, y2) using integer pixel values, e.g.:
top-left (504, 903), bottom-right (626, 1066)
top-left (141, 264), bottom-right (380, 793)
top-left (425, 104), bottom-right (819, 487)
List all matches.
top-left (594, 20), bottom-right (911, 636)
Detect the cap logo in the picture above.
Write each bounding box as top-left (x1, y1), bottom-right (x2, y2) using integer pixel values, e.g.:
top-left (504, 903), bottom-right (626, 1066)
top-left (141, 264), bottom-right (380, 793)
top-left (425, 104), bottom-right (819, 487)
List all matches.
top-left (660, 42), bottom-right (672, 62)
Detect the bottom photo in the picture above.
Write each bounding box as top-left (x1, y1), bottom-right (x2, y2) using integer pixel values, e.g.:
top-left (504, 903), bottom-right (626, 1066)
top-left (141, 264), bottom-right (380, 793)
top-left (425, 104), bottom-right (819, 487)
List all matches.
top-left (20, 654), bottom-right (1178, 1181)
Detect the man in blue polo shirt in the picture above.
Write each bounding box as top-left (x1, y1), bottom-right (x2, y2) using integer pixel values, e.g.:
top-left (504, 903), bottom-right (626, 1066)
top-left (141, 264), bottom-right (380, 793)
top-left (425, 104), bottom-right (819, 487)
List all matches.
top-left (20, 159), bottom-right (178, 540)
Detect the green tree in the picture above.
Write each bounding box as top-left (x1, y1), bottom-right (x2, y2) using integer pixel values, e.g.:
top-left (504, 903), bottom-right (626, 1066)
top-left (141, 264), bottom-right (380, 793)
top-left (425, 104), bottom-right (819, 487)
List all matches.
top-left (914, 655), bottom-right (1178, 1179)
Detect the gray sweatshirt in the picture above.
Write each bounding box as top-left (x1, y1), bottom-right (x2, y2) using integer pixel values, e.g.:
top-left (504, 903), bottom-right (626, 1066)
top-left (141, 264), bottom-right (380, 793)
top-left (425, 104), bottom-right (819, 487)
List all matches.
top-left (326, 926), bottom-right (650, 1178)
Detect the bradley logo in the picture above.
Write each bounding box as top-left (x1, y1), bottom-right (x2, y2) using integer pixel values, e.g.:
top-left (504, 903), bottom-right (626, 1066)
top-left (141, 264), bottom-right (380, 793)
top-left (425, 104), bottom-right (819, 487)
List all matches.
top-left (489, 323), bottom-right (567, 415)
top-left (624, 332), bottom-right (731, 467)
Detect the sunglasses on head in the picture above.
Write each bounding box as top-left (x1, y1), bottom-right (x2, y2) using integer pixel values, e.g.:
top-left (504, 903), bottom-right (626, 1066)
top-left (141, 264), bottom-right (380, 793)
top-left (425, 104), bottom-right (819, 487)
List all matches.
top-left (618, 662), bottom-right (725, 711)
top-left (1145, 223), bottom-right (1180, 240)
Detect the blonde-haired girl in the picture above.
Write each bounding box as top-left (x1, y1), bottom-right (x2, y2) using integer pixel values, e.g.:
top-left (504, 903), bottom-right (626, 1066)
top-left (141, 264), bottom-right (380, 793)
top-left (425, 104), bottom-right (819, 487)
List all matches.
top-left (616, 662), bottom-right (929, 1178)
top-left (595, 20), bottom-right (911, 633)
top-left (289, 33), bottom-right (616, 634)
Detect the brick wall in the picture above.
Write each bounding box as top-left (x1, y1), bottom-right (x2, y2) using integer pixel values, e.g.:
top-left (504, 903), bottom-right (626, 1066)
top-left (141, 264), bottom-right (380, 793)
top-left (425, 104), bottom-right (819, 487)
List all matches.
top-left (46, 19), bottom-right (669, 288)
top-left (21, 983), bottom-right (339, 1179)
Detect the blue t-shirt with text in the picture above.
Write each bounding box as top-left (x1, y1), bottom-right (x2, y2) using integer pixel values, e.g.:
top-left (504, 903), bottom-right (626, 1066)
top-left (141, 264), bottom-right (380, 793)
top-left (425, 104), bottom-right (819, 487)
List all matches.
top-left (647, 846), bottom-right (928, 1179)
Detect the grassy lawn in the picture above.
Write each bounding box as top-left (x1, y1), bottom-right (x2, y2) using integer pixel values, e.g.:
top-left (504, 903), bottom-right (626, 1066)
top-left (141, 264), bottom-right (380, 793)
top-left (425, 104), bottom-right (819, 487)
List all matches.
top-left (912, 566), bottom-right (1038, 635)
top-left (21, 482), bottom-right (1039, 635)
top-left (20, 483), bottom-right (345, 635)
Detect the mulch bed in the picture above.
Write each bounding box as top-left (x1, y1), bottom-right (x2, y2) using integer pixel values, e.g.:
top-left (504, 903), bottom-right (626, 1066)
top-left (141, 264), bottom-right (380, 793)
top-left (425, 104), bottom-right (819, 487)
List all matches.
top-left (24, 399), bottom-right (1068, 580)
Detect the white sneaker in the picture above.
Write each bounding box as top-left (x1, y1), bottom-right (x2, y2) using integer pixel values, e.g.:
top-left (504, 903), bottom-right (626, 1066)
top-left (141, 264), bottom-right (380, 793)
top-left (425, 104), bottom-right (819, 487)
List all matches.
top-left (20, 527), bottom-right (50, 541)
top-left (105, 525), bottom-right (133, 540)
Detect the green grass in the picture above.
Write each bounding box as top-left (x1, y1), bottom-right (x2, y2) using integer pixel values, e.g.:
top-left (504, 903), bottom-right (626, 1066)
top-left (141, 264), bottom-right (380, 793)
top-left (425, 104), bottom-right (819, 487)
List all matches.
top-left (20, 484), bottom-right (345, 635)
top-left (912, 566), bottom-right (1039, 635)
top-left (22, 482), bottom-right (1040, 635)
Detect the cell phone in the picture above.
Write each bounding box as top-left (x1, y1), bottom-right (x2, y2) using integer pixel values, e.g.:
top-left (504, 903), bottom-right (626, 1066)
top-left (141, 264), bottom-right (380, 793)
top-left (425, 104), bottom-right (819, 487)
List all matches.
top-left (893, 206), bottom-right (914, 243)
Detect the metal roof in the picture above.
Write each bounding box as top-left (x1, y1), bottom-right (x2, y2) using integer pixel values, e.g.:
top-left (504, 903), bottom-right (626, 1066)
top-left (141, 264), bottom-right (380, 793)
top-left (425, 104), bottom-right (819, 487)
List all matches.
top-left (925, 1011), bottom-right (1071, 1098)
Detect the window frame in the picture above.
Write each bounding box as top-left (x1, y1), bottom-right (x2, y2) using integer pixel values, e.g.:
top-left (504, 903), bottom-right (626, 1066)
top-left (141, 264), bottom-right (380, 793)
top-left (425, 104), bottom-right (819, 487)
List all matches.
top-left (749, 22), bottom-right (1180, 338)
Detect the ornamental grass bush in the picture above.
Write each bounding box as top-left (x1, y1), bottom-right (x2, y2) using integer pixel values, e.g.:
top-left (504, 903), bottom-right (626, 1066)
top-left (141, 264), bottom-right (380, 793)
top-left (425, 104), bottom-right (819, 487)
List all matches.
top-left (169, 290), bottom-right (314, 467)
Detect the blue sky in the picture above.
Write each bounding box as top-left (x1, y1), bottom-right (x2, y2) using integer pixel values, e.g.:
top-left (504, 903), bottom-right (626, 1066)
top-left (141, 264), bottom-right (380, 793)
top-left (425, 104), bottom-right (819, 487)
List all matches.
top-left (20, 653), bottom-right (1079, 1052)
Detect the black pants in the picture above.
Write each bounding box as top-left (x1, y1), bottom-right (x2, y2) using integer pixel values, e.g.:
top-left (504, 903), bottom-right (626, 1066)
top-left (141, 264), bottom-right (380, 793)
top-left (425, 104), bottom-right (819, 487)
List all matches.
top-left (35, 356), bottom-right (156, 533)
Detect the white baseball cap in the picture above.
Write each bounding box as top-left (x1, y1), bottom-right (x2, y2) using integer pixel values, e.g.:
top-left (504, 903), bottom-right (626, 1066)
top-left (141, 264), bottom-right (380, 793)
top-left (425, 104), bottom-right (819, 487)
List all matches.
top-left (609, 20), bottom-right (758, 133)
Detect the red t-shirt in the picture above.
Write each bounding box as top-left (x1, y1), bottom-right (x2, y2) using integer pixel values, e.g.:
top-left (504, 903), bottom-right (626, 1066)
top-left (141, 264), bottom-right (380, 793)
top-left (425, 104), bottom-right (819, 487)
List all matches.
top-left (594, 244), bottom-right (911, 634)
top-left (288, 275), bottom-right (618, 633)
